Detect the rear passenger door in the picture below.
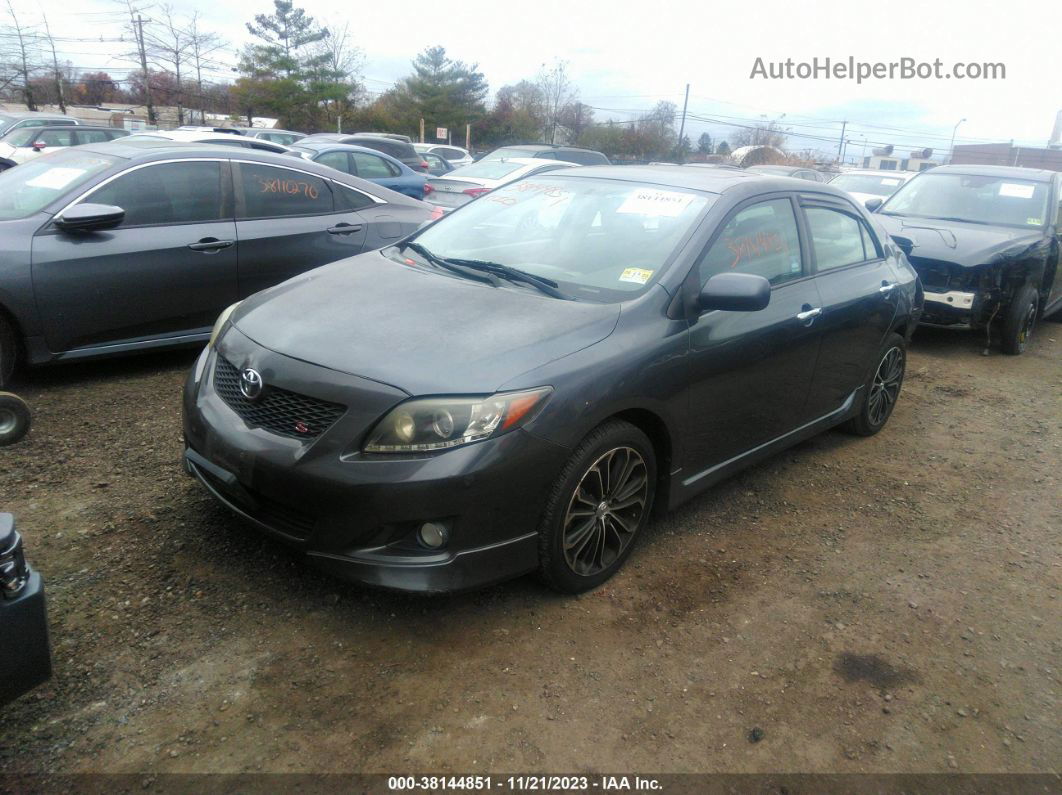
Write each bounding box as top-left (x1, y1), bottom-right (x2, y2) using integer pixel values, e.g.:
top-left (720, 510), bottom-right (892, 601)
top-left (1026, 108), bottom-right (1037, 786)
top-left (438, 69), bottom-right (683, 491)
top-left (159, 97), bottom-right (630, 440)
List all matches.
top-left (799, 197), bottom-right (899, 418)
top-left (233, 161), bottom-right (370, 297)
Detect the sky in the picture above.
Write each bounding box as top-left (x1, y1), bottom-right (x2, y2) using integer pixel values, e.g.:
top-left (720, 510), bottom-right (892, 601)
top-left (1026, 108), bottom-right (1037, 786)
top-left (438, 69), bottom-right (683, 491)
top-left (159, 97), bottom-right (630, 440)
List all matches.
top-left (9, 0), bottom-right (1060, 161)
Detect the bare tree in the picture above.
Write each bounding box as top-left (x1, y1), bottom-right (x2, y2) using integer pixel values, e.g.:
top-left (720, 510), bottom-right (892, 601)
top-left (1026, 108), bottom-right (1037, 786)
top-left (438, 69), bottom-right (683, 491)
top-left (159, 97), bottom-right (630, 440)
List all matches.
top-left (536, 59), bottom-right (577, 144)
top-left (143, 4), bottom-right (191, 124)
top-left (4, 0), bottom-right (41, 110)
top-left (186, 11), bottom-right (227, 124)
top-left (39, 12), bottom-right (64, 113)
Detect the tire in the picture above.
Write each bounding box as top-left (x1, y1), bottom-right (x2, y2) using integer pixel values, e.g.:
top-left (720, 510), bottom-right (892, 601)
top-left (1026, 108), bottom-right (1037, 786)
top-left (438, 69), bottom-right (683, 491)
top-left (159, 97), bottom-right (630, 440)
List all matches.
top-left (537, 420), bottom-right (657, 594)
top-left (842, 332), bottom-right (906, 437)
top-left (1000, 282), bottom-right (1038, 355)
top-left (0, 314), bottom-right (17, 389)
top-left (0, 392), bottom-right (31, 447)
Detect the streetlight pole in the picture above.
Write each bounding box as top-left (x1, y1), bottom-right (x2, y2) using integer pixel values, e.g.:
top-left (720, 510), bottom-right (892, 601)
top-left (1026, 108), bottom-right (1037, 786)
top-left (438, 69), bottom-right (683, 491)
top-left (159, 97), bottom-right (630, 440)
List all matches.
top-left (948, 118), bottom-right (967, 164)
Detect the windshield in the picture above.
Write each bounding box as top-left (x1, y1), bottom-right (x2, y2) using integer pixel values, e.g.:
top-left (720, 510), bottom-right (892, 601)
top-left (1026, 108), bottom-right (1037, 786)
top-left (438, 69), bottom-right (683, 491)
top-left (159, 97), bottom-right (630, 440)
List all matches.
top-left (881, 173), bottom-right (1050, 228)
top-left (4, 128), bottom-right (43, 147)
top-left (407, 176), bottom-right (713, 302)
top-left (448, 160), bottom-right (527, 180)
top-left (830, 173), bottom-right (907, 197)
top-left (0, 149), bottom-right (119, 220)
top-left (481, 147), bottom-right (542, 161)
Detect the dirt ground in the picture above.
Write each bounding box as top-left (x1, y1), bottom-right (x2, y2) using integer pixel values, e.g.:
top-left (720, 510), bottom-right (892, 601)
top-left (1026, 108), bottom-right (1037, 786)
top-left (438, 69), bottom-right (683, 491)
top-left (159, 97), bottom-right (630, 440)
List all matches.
top-left (0, 324), bottom-right (1059, 776)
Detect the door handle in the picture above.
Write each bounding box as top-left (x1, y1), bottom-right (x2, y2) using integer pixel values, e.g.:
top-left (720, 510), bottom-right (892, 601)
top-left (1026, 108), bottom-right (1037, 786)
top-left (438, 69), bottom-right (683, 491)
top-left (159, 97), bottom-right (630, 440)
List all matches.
top-left (796, 307), bottom-right (822, 322)
top-left (188, 238), bottom-right (234, 252)
top-left (327, 223), bottom-right (364, 235)
top-left (879, 281), bottom-right (897, 294)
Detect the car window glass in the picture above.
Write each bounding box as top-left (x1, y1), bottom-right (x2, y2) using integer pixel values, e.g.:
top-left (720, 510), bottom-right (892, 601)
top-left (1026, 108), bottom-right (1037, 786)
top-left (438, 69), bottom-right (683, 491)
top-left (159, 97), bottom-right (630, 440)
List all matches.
top-left (84, 161), bottom-right (226, 227)
top-left (76, 129), bottom-right (114, 145)
top-left (316, 150), bottom-right (351, 173)
top-left (239, 163), bottom-right (332, 219)
top-left (699, 198), bottom-right (803, 286)
top-left (333, 181), bottom-right (376, 211)
top-left (352, 152), bottom-right (394, 179)
top-left (35, 129), bottom-right (76, 147)
top-left (806, 207), bottom-right (868, 270)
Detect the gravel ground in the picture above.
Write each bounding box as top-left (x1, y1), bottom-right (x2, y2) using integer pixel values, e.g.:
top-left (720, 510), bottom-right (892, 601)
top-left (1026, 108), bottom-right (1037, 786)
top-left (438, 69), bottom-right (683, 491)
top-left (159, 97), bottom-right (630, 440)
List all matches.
top-left (0, 324), bottom-right (1059, 775)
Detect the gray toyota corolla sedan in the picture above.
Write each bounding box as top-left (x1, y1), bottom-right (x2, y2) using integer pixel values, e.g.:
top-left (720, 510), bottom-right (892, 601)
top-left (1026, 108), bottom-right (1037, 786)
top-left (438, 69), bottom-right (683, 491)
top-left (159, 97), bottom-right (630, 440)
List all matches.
top-left (183, 166), bottom-right (922, 594)
top-left (0, 141), bottom-right (432, 386)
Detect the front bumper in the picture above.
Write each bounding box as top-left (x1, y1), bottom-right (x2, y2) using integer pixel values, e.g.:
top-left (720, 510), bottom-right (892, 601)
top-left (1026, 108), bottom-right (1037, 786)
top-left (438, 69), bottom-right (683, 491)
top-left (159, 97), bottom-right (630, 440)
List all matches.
top-left (920, 289), bottom-right (980, 326)
top-left (182, 339), bottom-right (570, 593)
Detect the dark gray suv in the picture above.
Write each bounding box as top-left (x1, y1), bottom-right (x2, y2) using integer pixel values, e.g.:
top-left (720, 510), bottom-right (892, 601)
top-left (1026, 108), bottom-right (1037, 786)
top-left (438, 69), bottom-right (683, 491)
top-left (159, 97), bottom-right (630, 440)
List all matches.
top-left (0, 141), bottom-right (432, 385)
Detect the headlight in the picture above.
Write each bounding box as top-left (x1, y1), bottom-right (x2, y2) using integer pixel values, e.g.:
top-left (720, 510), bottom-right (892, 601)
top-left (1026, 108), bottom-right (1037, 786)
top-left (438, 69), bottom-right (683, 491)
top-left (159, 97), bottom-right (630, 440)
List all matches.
top-left (208, 301), bottom-right (241, 348)
top-left (363, 387), bottom-right (552, 453)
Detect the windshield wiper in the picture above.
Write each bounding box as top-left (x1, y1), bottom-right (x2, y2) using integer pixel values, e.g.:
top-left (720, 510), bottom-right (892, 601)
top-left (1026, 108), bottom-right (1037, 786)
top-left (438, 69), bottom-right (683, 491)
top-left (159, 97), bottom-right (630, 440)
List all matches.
top-left (443, 257), bottom-right (572, 300)
top-left (401, 242), bottom-right (499, 286)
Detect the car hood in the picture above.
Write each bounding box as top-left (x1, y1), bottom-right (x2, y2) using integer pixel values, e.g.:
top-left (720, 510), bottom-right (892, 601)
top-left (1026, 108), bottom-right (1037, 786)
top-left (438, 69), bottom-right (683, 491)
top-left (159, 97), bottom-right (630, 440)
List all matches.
top-left (875, 214), bottom-right (1047, 268)
top-left (231, 250), bottom-right (621, 395)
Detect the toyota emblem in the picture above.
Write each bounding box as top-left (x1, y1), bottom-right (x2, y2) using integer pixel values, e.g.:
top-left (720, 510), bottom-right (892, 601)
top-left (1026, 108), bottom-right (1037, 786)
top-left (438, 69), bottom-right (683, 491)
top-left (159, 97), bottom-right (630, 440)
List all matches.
top-left (238, 368), bottom-right (264, 400)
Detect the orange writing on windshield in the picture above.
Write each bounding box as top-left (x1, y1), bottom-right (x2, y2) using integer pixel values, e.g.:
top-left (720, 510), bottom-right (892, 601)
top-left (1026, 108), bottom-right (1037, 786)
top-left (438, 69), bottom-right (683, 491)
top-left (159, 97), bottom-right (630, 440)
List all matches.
top-left (258, 177), bottom-right (319, 200)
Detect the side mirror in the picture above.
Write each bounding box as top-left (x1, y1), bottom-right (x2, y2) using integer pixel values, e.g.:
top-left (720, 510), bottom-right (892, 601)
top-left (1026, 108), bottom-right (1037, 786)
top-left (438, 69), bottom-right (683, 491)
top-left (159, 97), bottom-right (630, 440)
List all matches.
top-left (31, 141), bottom-right (46, 151)
top-left (699, 272), bottom-right (771, 312)
top-left (864, 197), bottom-right (883, 212)
top-left (54, 203), bottom-right (125, 233)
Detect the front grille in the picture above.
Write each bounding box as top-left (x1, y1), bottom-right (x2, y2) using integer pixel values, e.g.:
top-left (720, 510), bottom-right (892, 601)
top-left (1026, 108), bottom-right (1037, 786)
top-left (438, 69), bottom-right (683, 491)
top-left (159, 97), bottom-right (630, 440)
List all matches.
top-left (213, 356), bottom-right (345, 440)
top-left (198, 466), bottom-right (316, 539)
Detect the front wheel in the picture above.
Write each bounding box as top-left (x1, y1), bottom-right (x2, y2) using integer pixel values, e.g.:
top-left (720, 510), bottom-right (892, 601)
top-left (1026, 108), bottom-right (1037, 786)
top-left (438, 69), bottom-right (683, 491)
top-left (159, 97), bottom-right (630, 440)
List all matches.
top-left (537, 420), bottom-right (656, 593)
top-left (842, 333), bottom-right (906, 437)
top-left (1000, 282), bottom-right (1038, 355)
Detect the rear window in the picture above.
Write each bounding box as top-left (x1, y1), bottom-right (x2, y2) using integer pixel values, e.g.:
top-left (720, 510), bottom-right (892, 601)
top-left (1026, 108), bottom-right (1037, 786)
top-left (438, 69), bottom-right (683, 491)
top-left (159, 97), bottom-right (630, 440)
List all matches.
top-left (556, 150), bottom-right (609, 166)
top-left (481, 147), bottom-right (543, 161)
top-left (448, 160), bottom-right (526, 180)
top-left (350, 138), bottom-right (414, 160)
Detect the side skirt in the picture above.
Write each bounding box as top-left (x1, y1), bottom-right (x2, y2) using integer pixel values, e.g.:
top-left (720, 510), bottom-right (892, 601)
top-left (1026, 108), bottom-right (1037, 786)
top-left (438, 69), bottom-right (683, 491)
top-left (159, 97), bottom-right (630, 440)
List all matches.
top-left (668, 388), bottom-right (861, 510)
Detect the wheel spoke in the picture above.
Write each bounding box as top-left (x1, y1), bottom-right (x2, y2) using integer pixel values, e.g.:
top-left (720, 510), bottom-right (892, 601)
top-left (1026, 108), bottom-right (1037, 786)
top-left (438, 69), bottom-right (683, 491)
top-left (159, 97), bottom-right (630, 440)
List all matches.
top-left (562, 445), bottom-right (650, 577)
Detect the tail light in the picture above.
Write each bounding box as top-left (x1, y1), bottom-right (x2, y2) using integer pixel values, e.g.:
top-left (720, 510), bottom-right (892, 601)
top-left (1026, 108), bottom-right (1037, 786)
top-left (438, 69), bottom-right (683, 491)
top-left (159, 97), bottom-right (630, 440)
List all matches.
top-left (423, 182), bottom-right (434, 195)
top-left (463, 187), bottom-right (491, 198)
top-left (420, 161), bottom-right (430, 171)
top-left (429, 206), bottom-right (445, 221)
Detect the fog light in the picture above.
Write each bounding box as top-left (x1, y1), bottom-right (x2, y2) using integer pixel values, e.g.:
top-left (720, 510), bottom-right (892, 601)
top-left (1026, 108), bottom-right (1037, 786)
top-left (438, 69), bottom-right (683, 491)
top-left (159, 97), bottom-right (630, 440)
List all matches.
top-left (418, 522), bottom-right (449, 549)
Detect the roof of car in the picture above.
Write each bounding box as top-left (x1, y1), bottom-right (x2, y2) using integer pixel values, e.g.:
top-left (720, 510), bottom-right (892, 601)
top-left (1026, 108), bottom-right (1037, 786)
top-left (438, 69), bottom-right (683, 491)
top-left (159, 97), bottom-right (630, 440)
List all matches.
top-left (72, 140), bottom-right (422, 202)
top-left (0, 110), bottom-right (75, 119)
top-left (920, 163), bottom-right (1056, 182)
top-left (554, 164), bottom-right (855, 198)
top-left (833, 169), bottom-right (915, 178)
top-left (495, 143), bottom-right (602, 153)
top-left (747, 165), bottom-right (811, 173)
top-left (17, 124), bottom-right (122, 132)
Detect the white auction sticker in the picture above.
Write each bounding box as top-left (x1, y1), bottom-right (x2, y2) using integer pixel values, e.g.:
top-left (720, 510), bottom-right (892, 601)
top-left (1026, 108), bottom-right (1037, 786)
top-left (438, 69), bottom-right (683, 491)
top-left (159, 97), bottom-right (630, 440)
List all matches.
top-left (617, 189), bottom-right (695, 217)
top-left (25, 168), bottom-right (87, 190)
top-left (998, 183), bottom-right (1034, 199)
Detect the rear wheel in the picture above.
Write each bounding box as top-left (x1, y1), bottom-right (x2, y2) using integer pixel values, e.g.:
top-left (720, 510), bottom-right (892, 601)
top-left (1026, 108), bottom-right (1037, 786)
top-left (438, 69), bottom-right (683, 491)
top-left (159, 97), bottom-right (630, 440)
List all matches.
top-left (538, 420), bottom-right (656, 593)
top-left (1000, 282), bottom-right (1038, 355)
top-left (842, 333), bottom-right (906, 437)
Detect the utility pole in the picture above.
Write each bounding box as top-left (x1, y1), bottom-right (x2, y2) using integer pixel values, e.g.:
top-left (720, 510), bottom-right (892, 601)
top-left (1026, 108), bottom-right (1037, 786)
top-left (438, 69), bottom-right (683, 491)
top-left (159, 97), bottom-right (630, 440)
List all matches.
top-left (465, 123), bottom-right (470, 152)
top-left (836, 120), bottom-right (847, 162)
top-left (948, 118), bottom-right (966, 164)
top-left (677, 83), bottom-right (690, 162)
top-left (419, 117), bottom-right (425, 144)
top-left (136, 14), bottom-right (156, 125)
